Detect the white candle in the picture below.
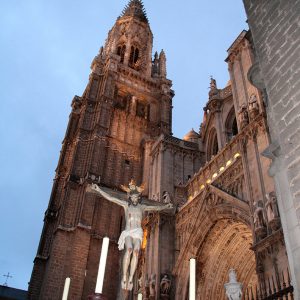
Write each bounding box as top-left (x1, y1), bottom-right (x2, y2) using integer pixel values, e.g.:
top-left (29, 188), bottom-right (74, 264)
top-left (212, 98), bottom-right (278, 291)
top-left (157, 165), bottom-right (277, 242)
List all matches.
top-left (189, 258), bottom-right (196, 300)
top-left (62, 277), bottom-right (71, 300)
top-left (138, 293), bottom-right (143, 300)
top-left (95, 237), bottom-right (110, 294)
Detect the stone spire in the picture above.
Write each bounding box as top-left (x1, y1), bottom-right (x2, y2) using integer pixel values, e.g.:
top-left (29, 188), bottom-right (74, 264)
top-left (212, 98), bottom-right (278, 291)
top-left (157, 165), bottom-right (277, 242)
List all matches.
top-left (159, 50), bottom-right (167, 78)
top-left (120, 0), bottom-right (149, 23)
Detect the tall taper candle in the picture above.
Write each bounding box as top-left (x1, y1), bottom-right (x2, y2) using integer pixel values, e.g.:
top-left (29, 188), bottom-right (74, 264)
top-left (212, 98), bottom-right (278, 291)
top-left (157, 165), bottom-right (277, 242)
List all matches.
top-left (189, 258), bottom-right (196, 300)
top-left (95, 237), bottom-right (110, 294)
top-left (138, 293), bottom-right (143, 300)
top-left (62, 277), bottom-right (71, 300)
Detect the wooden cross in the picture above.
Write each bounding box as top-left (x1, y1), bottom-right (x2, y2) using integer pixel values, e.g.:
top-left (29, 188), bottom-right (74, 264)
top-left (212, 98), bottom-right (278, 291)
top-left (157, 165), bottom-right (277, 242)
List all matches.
top-left (3, 272), bottom-right (12, 286)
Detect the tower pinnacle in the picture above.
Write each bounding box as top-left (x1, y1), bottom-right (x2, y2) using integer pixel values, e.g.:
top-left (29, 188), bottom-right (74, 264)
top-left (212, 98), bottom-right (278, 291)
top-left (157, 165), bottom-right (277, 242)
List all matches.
top-left (120, 0), bottom-right (148, 23)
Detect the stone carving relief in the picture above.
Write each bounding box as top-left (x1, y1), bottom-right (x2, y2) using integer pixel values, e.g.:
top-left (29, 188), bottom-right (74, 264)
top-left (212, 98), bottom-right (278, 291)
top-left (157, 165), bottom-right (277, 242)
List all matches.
top-left (248, 94), bottom-right (260, 120)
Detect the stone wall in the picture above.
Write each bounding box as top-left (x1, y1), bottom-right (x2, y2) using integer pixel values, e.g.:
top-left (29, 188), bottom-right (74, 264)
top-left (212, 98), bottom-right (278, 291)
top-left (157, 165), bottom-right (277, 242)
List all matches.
top-left (243, 0), bottom-right (300, 296)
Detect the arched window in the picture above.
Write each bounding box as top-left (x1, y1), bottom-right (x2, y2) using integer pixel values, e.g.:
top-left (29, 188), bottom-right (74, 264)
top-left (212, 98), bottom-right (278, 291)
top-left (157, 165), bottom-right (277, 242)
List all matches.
top-left (207, 128), bottom-right (219, 161)
top-left (232, 118), bottom-right (238, 136)
top-left (225, 107), bottom-right (238, 141)
top-left (212, 135), bottom-right (219, 156)
top-left (129, 46), bottom-right (140, 68)
top-left (117, 44), bottom-right (126, 63)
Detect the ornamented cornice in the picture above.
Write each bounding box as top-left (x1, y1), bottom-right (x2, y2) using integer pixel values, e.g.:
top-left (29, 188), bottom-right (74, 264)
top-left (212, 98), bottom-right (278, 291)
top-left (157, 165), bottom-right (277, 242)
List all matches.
top-left (225, 30), bottom-right (248, 63)
top-left (117, 64), bottom-right (172, 91)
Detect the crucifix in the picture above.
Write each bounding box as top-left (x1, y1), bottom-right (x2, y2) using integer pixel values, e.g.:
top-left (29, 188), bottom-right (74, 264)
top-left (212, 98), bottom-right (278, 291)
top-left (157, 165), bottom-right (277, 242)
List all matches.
top-left (3, 272), bottom-right (12, 286)
top-left (87, 180), bottom-right (173, 291)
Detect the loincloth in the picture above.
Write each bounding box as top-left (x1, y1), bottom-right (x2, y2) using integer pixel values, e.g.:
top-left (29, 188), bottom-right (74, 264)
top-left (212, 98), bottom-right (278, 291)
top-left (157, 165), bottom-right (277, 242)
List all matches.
top-left (118, 228), bottom-right (143, 250)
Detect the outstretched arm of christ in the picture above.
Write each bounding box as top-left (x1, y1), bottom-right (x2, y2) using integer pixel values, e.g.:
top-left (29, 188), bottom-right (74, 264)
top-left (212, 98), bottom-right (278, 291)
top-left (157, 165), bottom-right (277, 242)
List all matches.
top-left (87, 183), bottom-right (128, 208)
top-left (143, 202), bottom-right (173, 212)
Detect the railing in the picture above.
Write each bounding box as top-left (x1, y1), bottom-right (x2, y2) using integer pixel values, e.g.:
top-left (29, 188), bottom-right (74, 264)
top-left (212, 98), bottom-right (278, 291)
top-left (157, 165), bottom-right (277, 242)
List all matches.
top-left (186, 141), bottom-right (241, 203)
top-left (185, 114), bottom-right (267, 203)
top-left (244, 271), bottom-right (294, 300)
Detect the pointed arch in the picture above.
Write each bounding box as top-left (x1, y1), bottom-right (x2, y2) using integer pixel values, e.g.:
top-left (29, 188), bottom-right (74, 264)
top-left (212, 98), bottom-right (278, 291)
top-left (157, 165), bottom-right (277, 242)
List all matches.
top-left (129, 45), bottom-right (140, 69)
top-left (117, 44), bottom-right (126, 63)
top-left (225, 106), bottom-right (238, 142)
top-left (206, 127), bottom-right (219, 161)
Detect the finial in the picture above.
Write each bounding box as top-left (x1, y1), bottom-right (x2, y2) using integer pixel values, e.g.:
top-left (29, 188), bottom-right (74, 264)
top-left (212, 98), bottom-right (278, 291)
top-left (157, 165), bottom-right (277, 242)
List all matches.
top-left (99, 46), bottom-right (104, 58)
top-left (120, 0), bottom-right (148, 23)
top-left (158, 49), bottom-right (167, 78)
top-left (159, 49), bottom-right (166, 58)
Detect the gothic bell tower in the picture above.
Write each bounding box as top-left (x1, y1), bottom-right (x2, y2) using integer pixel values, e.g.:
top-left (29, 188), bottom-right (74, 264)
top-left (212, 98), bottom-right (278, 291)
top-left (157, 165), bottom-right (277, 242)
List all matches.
top-left (28, 1), bottom-right (174, 299)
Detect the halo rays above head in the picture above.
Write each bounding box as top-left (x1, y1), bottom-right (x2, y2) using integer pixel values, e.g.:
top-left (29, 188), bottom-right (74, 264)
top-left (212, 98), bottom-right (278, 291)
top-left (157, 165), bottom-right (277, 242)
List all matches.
top-left (120, 179), bottom-right (145, 196)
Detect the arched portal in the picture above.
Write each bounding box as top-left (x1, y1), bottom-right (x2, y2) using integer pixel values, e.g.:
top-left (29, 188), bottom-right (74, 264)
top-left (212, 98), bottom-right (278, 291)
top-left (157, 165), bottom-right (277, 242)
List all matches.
top-left (175, 185), bottom-right (258, 300)
top-left (196, 219), bottom-right (257, 300)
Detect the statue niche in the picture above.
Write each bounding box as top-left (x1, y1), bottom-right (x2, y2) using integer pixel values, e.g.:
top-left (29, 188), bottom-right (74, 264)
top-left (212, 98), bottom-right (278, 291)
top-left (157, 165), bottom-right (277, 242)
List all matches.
top-left (265, 191), bottom-right (281, 231)
top-left (160, 274), bottom-right (171, 299)
top-left (136, 101), bottom-right (149, 119)
top-left (149, 274), bottom-right (156, 299)
top-left (253, 200), bottom-right (267, 240)
top-left (238, 104), bottom-right (249, 129)
top-left (114, 92), bottom-right (130, 111)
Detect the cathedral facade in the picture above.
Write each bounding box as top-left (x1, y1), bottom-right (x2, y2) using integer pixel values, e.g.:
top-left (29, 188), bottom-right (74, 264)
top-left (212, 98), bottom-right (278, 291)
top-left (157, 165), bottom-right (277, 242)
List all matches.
top-left (28, 1), bottom-right (294, 299)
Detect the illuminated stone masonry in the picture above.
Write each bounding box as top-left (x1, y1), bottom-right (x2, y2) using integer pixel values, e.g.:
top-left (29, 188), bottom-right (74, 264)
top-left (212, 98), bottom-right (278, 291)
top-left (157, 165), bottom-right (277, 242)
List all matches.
top-left (28, 1), bottom-right (294, 299)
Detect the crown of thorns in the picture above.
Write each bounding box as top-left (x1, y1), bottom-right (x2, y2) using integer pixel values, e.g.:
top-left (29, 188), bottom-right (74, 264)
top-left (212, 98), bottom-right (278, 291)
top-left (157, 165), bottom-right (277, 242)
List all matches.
top-left (120, 179), bottom-right (144, 195)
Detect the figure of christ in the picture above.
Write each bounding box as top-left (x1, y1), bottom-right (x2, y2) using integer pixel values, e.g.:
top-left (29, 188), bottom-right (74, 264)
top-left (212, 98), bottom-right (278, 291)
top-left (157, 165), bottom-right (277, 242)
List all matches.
top-left (87, 181), bottom-right (173, 291)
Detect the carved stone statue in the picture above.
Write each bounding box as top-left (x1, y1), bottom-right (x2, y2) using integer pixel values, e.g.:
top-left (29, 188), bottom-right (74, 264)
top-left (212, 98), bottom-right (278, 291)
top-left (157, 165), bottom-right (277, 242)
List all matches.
top-left (224, 269), bottom-right (242, 300)
top-left (87, 180), bottom-right (172, 291)
top-left (138, 276), bottom-right (143, 293)
top-left (162, 191), bottom-right (171, 204)
top-left (209, 77), bottom-right (219, 98)
top-left (144, 276), bottom-right (150, 299)
top-left (238, 104), bottom-right (249, 129)
top-left (210, 77), bottom-right (217, 90)
top-left (253, 200), bottom-right (266, 228)
top-left (253, 200), bottom-right (267, 239)
top-left (248, 94), bottom-right (259, 120)
top-left (265, 192), bottom-right (279, 221)
top-left (149, 274), bottom-right (156, 298)
top-left (160, 274), bottom-right (171, 296)
top-left (130, 96), bottom-right (137, 115)
top-left (265, 191), bottom-right (281, 230)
